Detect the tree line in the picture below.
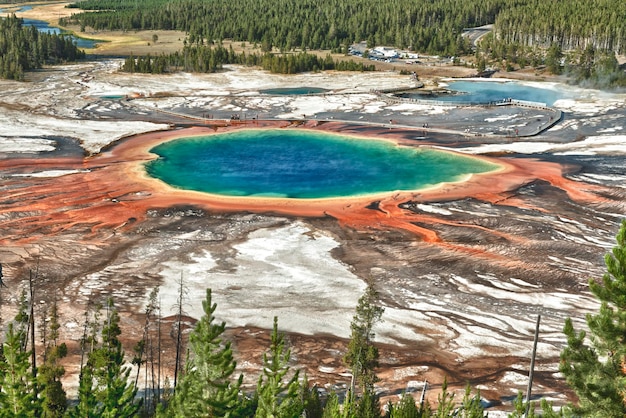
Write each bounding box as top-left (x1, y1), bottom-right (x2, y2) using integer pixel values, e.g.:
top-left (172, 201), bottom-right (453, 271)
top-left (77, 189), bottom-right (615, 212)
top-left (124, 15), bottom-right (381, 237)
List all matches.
top-left (0, 14), bottom-right (85, 80)
top-left (0, 275), bottom-right (534, 417)
top-left (121, 45), bottom-right (375, 74)
top-left (60, 0), bottom-right (625, 87)
top-left (61, 0), bottom-right (625, 58)
top-left (2, 219), bottom-right (626, 416)
top-left (493, 0), bottom-right (625, 54)
top-left (475, 34), bottom-right (626, 88)
top-left (5, 0), bottom-right (623, 85)
top-left (61, 0), bottom-right (506, 56)
top-left (1, 278), bottom-right (446, 417)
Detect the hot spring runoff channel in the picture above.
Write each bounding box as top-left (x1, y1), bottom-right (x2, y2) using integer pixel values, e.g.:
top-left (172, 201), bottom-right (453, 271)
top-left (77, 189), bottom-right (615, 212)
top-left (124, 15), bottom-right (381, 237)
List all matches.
top-left (145, 130), bottom-right (499, 199)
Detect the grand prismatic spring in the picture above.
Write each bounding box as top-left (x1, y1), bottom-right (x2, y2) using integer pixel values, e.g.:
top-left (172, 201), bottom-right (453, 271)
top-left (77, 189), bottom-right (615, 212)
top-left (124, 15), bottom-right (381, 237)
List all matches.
top-left (145, 129), bottom-right (500, 199)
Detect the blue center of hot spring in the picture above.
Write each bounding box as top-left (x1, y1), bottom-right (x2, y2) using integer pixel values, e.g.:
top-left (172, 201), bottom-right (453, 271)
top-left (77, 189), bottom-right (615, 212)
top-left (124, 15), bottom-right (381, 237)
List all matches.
top-left (145, 129), bottom-right (499, 199)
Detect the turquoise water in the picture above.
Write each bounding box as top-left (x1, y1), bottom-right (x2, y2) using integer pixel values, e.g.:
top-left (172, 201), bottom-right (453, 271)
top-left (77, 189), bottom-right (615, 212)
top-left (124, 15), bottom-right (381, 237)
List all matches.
top-left (95, 95), bottom-right (125, 100)
top-left (448, 81), bottom-right (563, 105)
top-left (408, 81), bottom-right (565, 106)
top-left (145, 130), bottom-right (499, 199)
top-left (260, 87), bottom-right (328, 95)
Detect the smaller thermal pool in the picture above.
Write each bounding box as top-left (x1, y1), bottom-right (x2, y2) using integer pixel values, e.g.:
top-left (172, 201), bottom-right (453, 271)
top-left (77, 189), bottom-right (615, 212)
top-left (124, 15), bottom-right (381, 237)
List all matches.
top-left (401, 80), bottom-right (567, 106)
top-left (94, 95), bottom-right (126, 100)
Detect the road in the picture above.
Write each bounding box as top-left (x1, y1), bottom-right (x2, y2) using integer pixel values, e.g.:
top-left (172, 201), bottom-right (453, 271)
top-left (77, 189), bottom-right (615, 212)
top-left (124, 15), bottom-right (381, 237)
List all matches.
top-left (462, 24), bottom-right (494, 47)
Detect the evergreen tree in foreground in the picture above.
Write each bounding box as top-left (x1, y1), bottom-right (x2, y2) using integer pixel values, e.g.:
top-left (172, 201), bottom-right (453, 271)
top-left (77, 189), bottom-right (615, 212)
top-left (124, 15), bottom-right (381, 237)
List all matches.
top-left (344, 283), bottom-right (384, 393)
top-left (38, 299), bottom-right (68, 418)
top-left (341, 283), bottom-right (385, 417)
top-left (321, 391), bottom-right (341, 418)
top-left (0, 322), bottom-right (38, 416)
top-left (433, 377), bottom-right (455, 418)
top-left (388, 390), bottom-right (432, 418)
top-left (70, 299), bottom-right (140, 418)
top-left (162, 288), bottom-right (244, 417)
top-left (508, 391), bottom-right (534, 418)
top-left (560, 220), bottom-right (626, 417)
top-left (300, 373), bottom-right (323, 418)
top-left (255, 316), bottom-right (302, 418)
top-left (457, 383), bottom-right (487, 418)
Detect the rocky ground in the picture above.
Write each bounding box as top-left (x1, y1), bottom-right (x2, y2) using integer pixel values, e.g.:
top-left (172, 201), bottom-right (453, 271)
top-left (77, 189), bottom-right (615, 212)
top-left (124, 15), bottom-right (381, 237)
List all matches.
top-left (0, 59), bottom-right (625, 413)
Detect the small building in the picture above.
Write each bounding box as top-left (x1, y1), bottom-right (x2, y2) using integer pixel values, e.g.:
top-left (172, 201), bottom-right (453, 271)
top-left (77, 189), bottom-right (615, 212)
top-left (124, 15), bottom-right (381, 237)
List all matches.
top-left (372, 46), bottom-right (399, 58)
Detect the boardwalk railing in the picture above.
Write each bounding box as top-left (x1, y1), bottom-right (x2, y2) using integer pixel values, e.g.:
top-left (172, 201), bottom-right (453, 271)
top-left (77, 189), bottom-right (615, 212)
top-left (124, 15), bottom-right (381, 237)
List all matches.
top-left (372, 87), bottom-right (563, 137)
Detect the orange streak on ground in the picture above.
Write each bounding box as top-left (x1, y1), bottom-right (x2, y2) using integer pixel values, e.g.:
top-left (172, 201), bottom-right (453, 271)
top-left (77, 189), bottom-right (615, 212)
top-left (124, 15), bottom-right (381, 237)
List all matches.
top-left (0, 123), bottom-right (616, 248)
top-left (326, 203), bottom-right (443, 243)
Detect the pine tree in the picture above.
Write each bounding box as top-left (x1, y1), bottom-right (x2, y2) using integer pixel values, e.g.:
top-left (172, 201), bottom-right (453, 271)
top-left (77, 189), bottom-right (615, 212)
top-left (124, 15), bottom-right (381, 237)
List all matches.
top-left (69, 299), bottom-right (140, 418)
top-left (71, 353), bottom-right (99, 418)
top-left (300, 374), bottom-right (323, 418)
top-left (173, 273), bottom-right (187, 389)
top-left (342, 387), bottom-right (358, 418)
top-left (71, 309), bottom-right (99, 418)
top-left (0, 322), bottom-right (38, 416)
top-left (343, 283), bottom-right (384, 393)
top-left (38, 340), bottom-right (68, 418)
top-left (38, 299), bottom-right (68, 418)
top-left (355, 389), bottom-right (381, 418)
top-left (163, 288), bottom-right (243, 417)
top-left (15, 289), bottom-right (30, 341)
top-left (508, 391), bottom-right (535, 418)
top-left (321, 391), bottom-right (341, 418)
top-left (390, 393), bottom-right (420, 418)
top-left (457, 383), bottom-right (487, 418)
top-left (560, 220), bottom-right (626, 417)
top-left (133, 286), bottom-right (159, 415)
top-left (545, 43), bottom-right (563, 74)
top-left (255, 316), bottom-right (302, 418)
top-left (538, 398), bottom-right (564, 417)
top-left (433, 377), bottom-right (455, 418)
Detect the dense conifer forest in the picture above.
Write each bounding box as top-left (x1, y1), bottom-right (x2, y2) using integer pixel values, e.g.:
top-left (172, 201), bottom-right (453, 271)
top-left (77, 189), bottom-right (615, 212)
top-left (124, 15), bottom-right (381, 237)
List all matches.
top-left (2, 0), bottom-right (624, 85)
top-left (477, 35), bottom-right (626, 88)
top-left (0, 15), bottom-right (85, 80)
top-left (57, 0), bottom-right (626, 86)
top-left (493, 0), bottom-right (625, 54)
top-left (62, 0), bottom-right (496, 55)
top-left (121, 45), bottom-right (375, 74)
top-left (62, 0), bottom-right (625, 57)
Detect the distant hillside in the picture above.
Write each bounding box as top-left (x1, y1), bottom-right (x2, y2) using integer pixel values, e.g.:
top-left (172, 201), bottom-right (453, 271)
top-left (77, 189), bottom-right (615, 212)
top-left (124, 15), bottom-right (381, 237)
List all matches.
top-left (494, 0), bottom-right (625, 54)
top-left (61, 0), bottom-right (510, 56)
top-left (61, 0), bottom-right (625, 56)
